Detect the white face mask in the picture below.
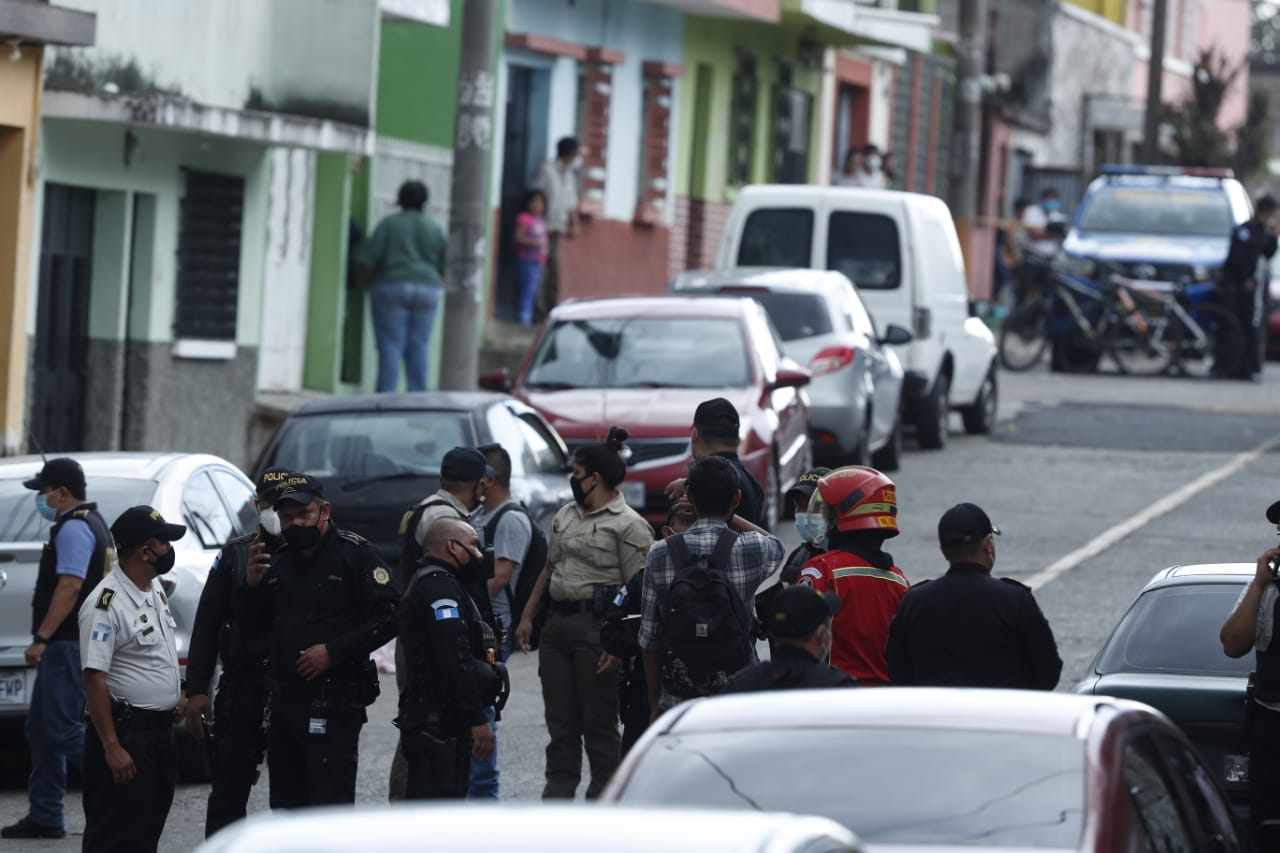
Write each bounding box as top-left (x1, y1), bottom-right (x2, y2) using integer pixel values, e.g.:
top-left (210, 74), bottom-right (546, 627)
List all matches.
top-left (259, 507), bottom-right (282, 537)
top-left (866, 155), bottom-right (882, 171)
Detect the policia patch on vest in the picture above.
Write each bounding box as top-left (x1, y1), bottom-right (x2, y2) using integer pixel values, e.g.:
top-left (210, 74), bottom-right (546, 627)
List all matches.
top-left (96, 589), bottom-right (115, 610)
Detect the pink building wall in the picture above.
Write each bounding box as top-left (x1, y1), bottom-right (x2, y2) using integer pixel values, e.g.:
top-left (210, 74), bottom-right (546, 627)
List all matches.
top-left (1128, 0), bottom-right (1251, 133)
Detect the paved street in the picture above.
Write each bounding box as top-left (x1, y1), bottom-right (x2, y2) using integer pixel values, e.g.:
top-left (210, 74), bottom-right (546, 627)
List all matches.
top-left (3, 364), bottom-right (1280, 851)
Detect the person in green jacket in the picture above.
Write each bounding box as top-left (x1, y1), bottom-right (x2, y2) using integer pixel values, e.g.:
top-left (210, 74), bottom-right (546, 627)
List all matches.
top-left (361, 180), bottom-right (447, 392)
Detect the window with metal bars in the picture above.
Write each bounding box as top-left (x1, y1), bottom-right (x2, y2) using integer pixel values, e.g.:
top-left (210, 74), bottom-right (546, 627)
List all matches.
top-left (174, 169), bottom-right (244, 341)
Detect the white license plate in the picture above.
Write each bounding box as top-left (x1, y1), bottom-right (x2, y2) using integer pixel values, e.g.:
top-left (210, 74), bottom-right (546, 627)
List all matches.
top-left (0, 670), bottom-right (26, 705)
top-left (620, 481), bottom-right (645, 509)
top-left (1225, 753), bottom-right (1249, 784)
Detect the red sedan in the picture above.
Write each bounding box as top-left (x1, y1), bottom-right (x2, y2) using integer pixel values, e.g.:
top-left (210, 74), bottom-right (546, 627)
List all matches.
top-left (481, 296), bottom-right (812, 529)
top-left (604, 689), bottom-right (1245, 851)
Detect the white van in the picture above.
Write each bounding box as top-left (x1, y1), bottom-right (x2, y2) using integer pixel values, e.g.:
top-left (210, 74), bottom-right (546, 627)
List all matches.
top-left (715, 185), bottom-right (998, 449)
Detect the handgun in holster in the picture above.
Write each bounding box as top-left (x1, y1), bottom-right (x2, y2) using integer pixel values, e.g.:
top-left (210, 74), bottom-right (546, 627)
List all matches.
top-left (396, 714), bottom-right (457, 788)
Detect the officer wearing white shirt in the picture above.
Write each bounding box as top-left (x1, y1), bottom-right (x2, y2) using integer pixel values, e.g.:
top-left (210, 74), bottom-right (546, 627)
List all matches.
top-left (78, 506), bottom-right (186, 853)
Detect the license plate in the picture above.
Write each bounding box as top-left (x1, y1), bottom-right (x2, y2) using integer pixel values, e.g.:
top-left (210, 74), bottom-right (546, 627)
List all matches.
top-left (1225, 753), bottom-right (1249, 785)
top-left (620, 481), bottom-right (645, 509)
top-left (0, 670), bottom-right (26, 705)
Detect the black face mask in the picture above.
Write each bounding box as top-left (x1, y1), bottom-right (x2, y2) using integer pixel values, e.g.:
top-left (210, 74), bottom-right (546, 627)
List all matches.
top-left (147, 545), bottom-right (176, 575)
top-left (284, 524), bottom-right (323, 551)
top-left (451, 541), bottom-right (492, 584)
top-left (569, 473), bottom-right (596, 506)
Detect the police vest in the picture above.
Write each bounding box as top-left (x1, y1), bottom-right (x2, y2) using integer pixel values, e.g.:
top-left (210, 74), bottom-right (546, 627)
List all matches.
top-left (1256, 587), bottom-right (1280, 703)
top-left (32, 504), bottom-right (114, 642)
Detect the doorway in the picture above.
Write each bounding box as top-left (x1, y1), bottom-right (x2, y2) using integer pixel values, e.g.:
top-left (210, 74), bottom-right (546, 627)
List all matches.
top-left (494, 62), bottom-right (550, 322)
top-left (834, 83), bottom-right (869, 174)
top-left (31, 184), bottom-right (95, 453)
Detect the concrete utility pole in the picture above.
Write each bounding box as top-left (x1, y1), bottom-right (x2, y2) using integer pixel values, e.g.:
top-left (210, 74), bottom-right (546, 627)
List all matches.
top-left (1141, 0), bottom-right (1168, 162)
top-left (438, 0), bottom-right (498, 390)
top-left (949, 0), bottom-right (986, 220)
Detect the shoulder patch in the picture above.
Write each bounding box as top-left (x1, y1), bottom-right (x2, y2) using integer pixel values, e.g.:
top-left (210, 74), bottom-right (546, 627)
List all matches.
top-left (1238, 225), bottom-right (1252, 241)
top-left (798, 567), bottom-right (823, 586)
top-left (96, 588), bottom-right (115, 610)
top-left (338, 530), bottom-right (368, 545)
top-left (430, 598), bottom-right (461, 621)
top-left (999, 577), bottom-right (1033, 592)
top-left (70, 508), bottom-right (91, 520)
top-left (373, 566), bottom-right (391, 585)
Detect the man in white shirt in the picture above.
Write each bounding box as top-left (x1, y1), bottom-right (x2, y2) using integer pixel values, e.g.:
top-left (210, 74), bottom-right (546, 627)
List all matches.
top-left (532, 136), bottom-right (582, 321)
top-left (1021, 189), bottom-right (1065, 258)
top-left (79, 506), bottom-right (187, 853)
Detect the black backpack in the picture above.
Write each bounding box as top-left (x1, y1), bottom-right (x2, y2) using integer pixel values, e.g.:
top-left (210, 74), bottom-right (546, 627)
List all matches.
top-left (482, 502), bottom-right (550, 649)
top-left (398, 496), bottom-right (466, 583)
top-left (660, 528), bottom-right (751, 699)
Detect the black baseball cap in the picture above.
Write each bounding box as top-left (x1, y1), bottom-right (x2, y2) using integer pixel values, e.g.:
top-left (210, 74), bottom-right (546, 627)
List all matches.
top-left (255, 467), bottom-right (294, 502)
top-left (111, 506), bottom-right (186, 553)
top-left (440, 447), bottom-right (495, 482)
top-left (24, 457), bottom-right (86, 493)
top-left (768, 585), bottom-right (841, 639)
top-left (938, 502), bottom-right (1001, 547)
top-left (1258, 194), bottom-right (1278, 214)
top-left (271, 473), bottom-right (325, 509)
top-left (693, 397), bottom-right (740, 433)
top-left (785, 466), bottom-right (832, 506)
top-left (1267, 499), bottom-right (1280, 528)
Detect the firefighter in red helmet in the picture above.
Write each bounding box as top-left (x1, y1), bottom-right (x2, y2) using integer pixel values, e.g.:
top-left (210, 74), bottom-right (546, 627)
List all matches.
top-left (795, 467), bottom-right (908, 684)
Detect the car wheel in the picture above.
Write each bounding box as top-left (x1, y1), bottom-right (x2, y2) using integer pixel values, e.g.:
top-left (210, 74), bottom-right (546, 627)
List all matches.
top-left (915, 372), bottom-right (950, 450)
top-left (176, 727), bottom-right (211, 783)
top-left (961, 367), bottom-right (998, 435)
top-left (871, 415), bottom-right (902, 472)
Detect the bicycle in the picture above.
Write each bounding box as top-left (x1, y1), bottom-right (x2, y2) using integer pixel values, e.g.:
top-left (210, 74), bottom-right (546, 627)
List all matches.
top-left (999, 266), bottom-right (1244, 377)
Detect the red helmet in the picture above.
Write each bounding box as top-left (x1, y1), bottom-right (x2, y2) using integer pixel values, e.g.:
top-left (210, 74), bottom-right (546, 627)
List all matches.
top-left (811, 466), bottom-right (898, 537)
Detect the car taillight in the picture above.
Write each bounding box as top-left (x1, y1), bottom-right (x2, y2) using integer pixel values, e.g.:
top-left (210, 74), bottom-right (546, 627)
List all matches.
top-left (810, 346), bottom-right (856, 376)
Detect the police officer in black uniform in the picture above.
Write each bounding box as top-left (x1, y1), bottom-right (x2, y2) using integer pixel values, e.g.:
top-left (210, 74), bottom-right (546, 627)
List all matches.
top-left (1219, 501), bottom-right (1280, 849)
top-left (238, 473), bottom-right (399, 808)
top-left (183, 467), bottom-right (290, 836)
top-left (885, 503), bottom-right (1062, 690)
top-left (396, 516), bottom-right (505, 799)
top-left (1220, 194), bottom-right (1279, 379)
top-left (3, 459), bottom-right (113, 841)
top-left (720, 585), bottom-right (854, 693)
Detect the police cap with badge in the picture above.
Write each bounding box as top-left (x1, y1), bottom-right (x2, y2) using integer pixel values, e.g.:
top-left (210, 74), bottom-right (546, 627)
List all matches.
top-left (110, 506), bottom-right (186, 554)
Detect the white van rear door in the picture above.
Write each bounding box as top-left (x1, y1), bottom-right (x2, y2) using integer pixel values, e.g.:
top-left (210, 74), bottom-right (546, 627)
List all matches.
top-left (821, 193), bottom-right (913, 342)
top-left (721, 192), bottom-right (819, 271)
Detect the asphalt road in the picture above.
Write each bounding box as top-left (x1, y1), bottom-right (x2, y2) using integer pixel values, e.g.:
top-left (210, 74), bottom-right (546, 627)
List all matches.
top-left (3, 363), bottom-right (1280, 851)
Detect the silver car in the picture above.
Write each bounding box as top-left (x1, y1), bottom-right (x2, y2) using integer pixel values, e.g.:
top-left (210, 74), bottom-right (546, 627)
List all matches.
top-left (672, 268), bottom-right (910, 470)
top-left (197, 804), bottom-right (864, 853)
top-left (0, 453), bottom-right (255, 771)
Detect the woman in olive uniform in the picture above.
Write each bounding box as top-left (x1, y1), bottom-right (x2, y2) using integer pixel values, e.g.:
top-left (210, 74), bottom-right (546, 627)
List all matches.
top-left (515, 427), bottom-right (652, 799)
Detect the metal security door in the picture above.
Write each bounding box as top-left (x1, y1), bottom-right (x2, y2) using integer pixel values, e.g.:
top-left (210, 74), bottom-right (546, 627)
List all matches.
top-left (31, 184), bottom-right (95, 453)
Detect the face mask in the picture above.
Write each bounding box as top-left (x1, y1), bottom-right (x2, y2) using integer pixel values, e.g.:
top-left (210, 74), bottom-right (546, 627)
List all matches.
top-left (284, 524), bottom-right (322, 551)
top-left (569, 473), bottom-right (596, 506)
top-left (866, 155), bottom-right (882, 171)
top-left (795, 515), bottom-right (813, 544)
top-left (259, 508), bottom-right (282, 538)
top-left (35, 493), bottom-right (57, 522)
top-left (147, 545), bottom-right (176, 575)
top-left (450, 540), bottom-right (489, 583)
top-left (805, 508), bottom-right (831, 551)
top-left (1043, 199), bottom-right (1061, 214)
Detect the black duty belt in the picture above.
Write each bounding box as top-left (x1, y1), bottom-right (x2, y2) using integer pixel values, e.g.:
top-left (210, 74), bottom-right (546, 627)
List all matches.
top-left (110, 702), bottom-right (176, 730)
top-left (549, 599), bottom-right (593, 615)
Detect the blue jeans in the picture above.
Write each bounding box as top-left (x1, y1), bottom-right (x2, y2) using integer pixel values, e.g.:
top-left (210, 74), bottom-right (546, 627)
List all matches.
top-left (515, 258), bottom-right (544, 326)
top-left (468, 640), bottom-right (511, 799)
top-left (25, 640), bottom-right (84, 828)
top-left (369, 281), bottom-right (442, 393)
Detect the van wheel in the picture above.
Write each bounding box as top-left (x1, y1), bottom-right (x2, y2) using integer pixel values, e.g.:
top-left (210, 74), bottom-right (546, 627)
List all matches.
top-left (961, 368), bottom-right (998, 435)
top-left (915, 373), bottom-right (950, 450)
top-left (871, 415), bottom-right (902, 472)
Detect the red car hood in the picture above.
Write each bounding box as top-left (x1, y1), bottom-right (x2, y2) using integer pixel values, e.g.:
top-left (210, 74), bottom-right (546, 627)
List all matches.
top-left (522, 387), bottom-right (760, 441)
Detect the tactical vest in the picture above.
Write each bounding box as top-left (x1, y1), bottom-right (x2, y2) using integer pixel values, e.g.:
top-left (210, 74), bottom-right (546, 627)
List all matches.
top-left (32, 503), bottom-right (114, 642)
top-left (1256, 588), bottom-right (1280, 703)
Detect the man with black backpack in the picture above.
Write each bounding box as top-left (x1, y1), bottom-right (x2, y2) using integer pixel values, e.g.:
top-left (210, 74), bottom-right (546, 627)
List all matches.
top-left (467, 444), bottom-right (548, 799)
top-left (639, 456), bottom-right (784, 719)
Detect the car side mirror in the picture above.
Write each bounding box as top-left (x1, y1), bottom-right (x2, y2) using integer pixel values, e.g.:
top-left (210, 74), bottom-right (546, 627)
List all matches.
top-left (769, 367), bottom-right (812, 391)
top-left (478, 368), bottom-right (511, 393)
top-left (879, 324), bottom-right (913, 346)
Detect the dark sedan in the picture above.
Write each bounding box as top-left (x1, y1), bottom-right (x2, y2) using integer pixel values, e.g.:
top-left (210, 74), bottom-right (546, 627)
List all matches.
top-left (253, 392), bottom-right (573, 563)
top-left (1075, 563), bottom-right (1252, 822)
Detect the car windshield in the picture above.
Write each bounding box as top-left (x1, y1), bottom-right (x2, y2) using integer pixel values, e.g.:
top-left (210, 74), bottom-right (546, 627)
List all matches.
top-left (1076, 187), bottom-right (1233, 237)
top-left (1095, 582), bottom-right (1253, 677)
top-left (0, 475), bottom-right (156, 542)
top-left (270, 411), bottom-right (472, 479)
top-left (620, 728), bottom-right (1084, 848)
top-left (715, 290), bottom-right (833, 341)
top-left (524, 318), bottom-right (751, 389)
